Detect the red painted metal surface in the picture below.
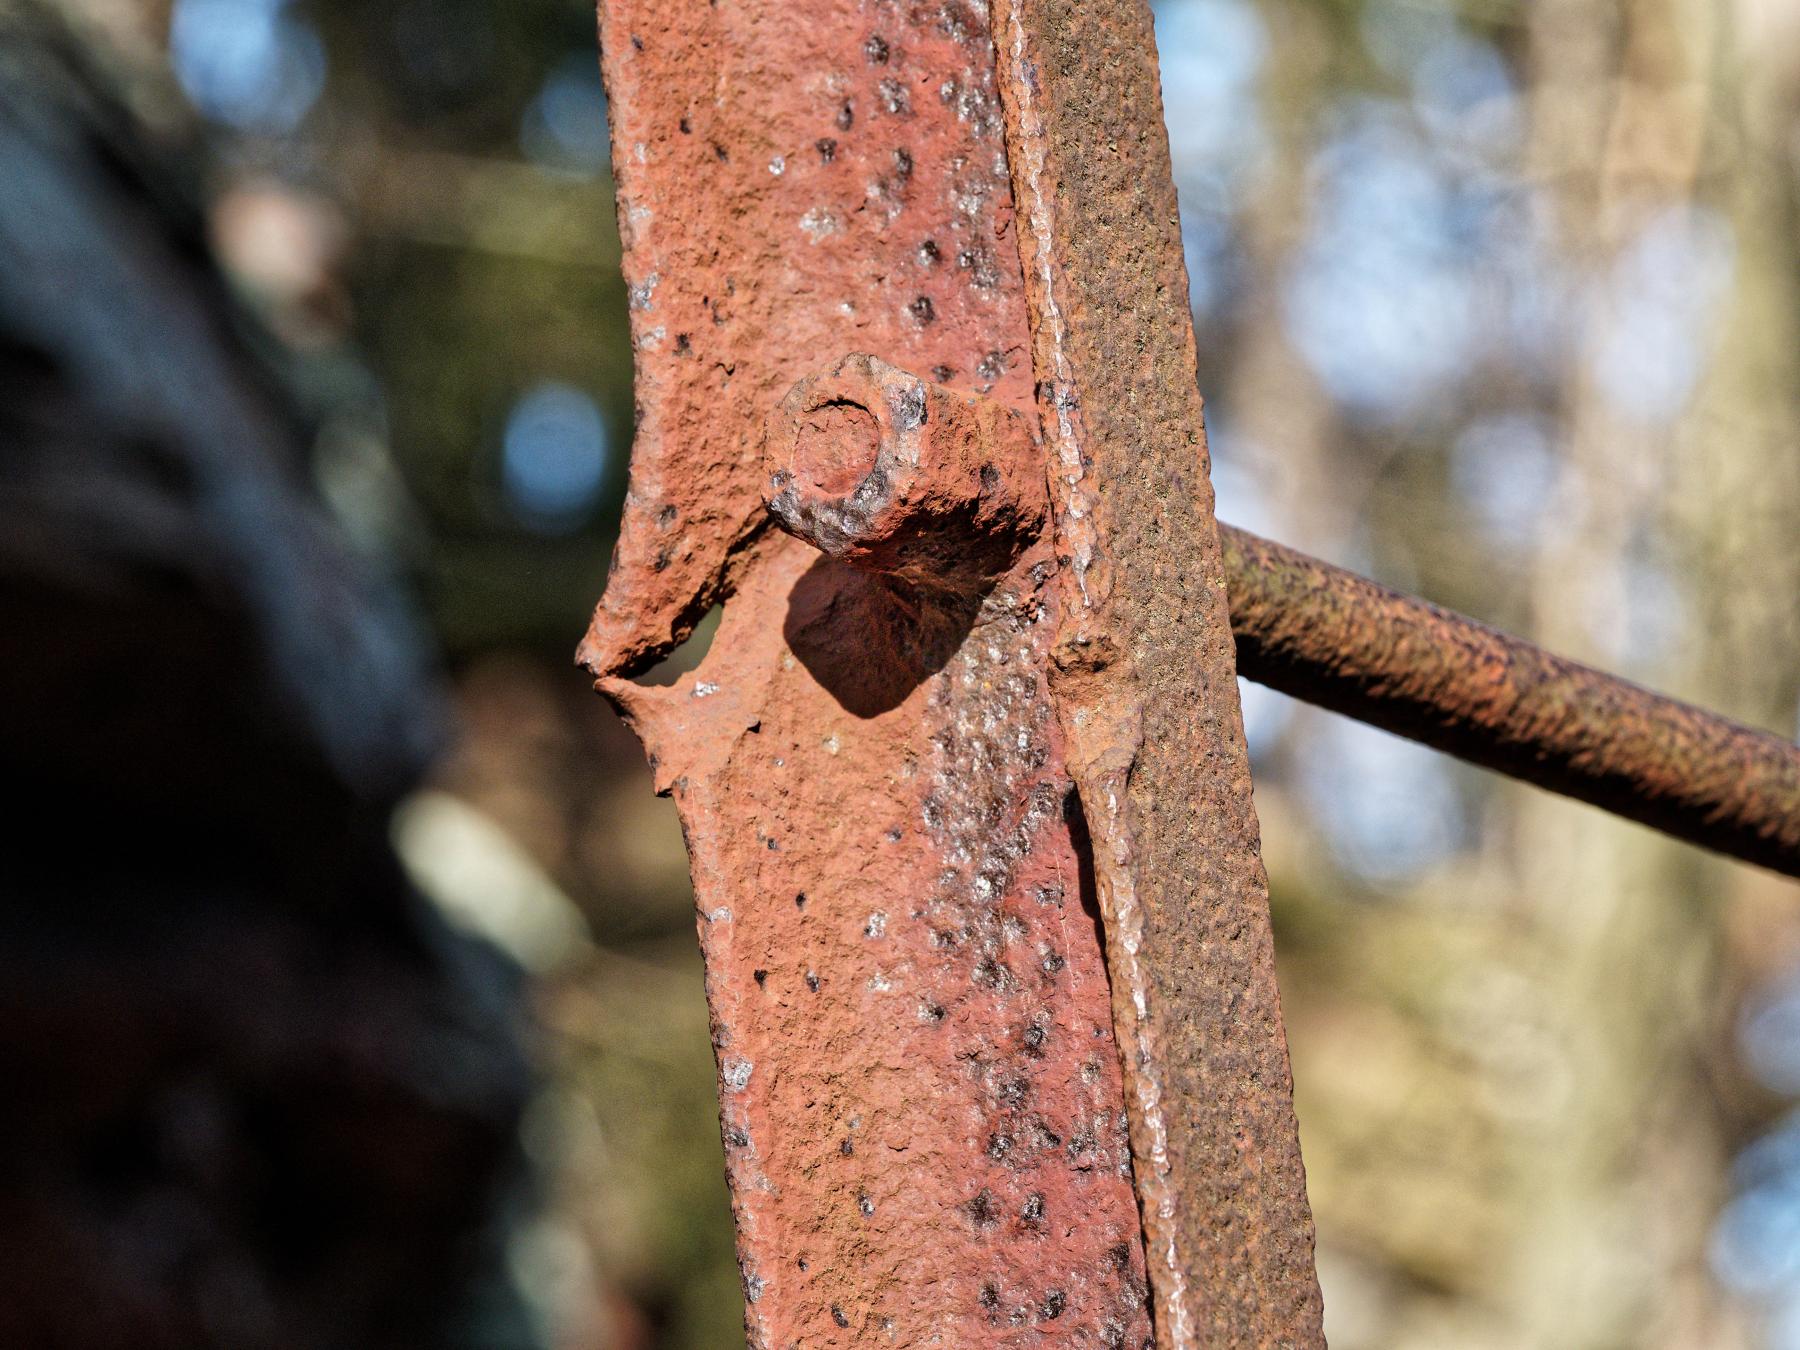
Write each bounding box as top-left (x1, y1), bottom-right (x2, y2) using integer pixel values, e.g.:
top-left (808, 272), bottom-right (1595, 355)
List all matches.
top-left (580, 3), bottom-right (1154, 1343)
top-left (992, 1), bottom-right (1325, 1343)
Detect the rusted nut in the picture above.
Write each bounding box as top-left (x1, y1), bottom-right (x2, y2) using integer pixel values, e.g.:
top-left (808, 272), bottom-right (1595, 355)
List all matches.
top-left (764, 353), bottom-right (1046, 592)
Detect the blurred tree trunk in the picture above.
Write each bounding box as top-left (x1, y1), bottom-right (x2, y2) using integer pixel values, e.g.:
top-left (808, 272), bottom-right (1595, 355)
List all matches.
top-left (1238, 3), bottom-right (1799, 1347)
top-left (1224, 0), bottom-right (1348, 556)
top-left (1500, 0), bottom-right (1795, 1344)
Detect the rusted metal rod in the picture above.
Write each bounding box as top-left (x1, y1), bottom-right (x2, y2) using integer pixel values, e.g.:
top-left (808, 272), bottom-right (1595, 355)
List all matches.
top-left (1218, 524), bottom-right (1800, 878)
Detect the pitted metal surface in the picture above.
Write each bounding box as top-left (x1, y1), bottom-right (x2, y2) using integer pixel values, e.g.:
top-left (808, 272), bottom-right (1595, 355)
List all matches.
top-left (581, 0), bottom-right (1800, 1341)
top-left (991, 1), bottom-right (1326, 1344)
top-left (581, 3), bottom-right (1154, 1343)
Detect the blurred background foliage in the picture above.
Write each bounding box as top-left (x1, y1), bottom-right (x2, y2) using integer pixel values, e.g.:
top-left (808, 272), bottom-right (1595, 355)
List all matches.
top-left (26, 0), bottom-right (1800, 1343)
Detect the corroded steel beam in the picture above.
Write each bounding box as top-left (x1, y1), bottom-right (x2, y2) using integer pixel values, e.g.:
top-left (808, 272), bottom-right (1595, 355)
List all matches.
top-left (991, 1), bottom-right (1326, 1345)
top-left (581, 3), bottom-right (1157, 1344)
top-left (577, 3), bottom-right (1800, 1346)
top-left (1220, 525), bottom-right (1800, 878)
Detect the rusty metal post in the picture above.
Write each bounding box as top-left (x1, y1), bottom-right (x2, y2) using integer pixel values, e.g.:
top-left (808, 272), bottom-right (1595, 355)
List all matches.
top-left (991, 1), bottom-right (1325, 1344)
top-left (580, 1), bottom-right (1797, 1345)
top-left (581, 3), bottom-right (1161, 1343)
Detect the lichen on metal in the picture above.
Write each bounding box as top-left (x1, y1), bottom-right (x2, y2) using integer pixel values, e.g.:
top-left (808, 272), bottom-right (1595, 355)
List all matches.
top-left (580, 2), bottom-right (1154, 1343)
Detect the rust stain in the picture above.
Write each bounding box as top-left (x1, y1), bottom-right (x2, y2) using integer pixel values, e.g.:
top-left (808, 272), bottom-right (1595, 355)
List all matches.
top-left (581, 2), bottom-right (1152, 1344)
top-left (992, 1), bottom-right (1326, 1345)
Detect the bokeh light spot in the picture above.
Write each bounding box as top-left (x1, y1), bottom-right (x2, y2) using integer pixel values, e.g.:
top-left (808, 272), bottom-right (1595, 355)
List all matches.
top-left (501, 383), bottom-right (610, 532)
top-left (522, 54), bottom-right (611, 173)
top-left (169, 0), bottom-right (325, 133)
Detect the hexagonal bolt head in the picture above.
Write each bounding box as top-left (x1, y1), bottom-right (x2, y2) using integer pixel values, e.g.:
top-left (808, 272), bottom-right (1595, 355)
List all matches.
top-left (763, 354), bottom-right (1047, 594)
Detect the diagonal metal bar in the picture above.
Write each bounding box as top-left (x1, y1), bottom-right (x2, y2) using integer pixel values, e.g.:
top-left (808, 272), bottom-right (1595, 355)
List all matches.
top-left (992, 1), bottom-right (1326, 1345)
top-left (1219, 524), bottom-right (1800, 877)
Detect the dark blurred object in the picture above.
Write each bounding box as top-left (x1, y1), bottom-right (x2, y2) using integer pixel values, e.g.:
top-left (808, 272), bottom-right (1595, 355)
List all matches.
top-left (0, 5), bottom-right (532, 1346)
